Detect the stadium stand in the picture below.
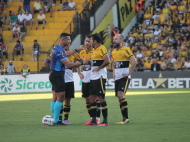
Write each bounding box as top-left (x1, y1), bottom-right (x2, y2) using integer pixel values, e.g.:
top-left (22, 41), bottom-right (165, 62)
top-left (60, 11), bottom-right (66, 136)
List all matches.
top-left (126, 0), bottom-right (190, 71)
top-left (0, 0), bottom-right (90, 73)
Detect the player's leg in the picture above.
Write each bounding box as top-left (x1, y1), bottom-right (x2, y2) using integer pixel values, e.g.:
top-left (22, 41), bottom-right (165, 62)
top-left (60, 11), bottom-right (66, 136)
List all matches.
top-left (50, 85), bottom-right (56, 117)
top-left (115, 77), bottom-right (130, 124)
top-left (96, 98), bottom-right (101, 123)
top-left (96, 77), bottom-right (108, 126)
top-left (63, 82), bottom-right (74, 124)
top-left (49, 71), bottom-right (65, 125)
top-left (88, 80), bottom-right (97, 125)
top-left (82, 82), bottom-right (93, 123)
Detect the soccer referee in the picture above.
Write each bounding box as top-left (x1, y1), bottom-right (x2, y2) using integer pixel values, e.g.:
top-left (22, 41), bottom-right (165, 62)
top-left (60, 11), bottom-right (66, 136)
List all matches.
top-left (89, 33), bottom-right (110, 126)
top-left (49, 33), bottom-right (85, 126)
top-left (112, 34), bottom-right (137, 124)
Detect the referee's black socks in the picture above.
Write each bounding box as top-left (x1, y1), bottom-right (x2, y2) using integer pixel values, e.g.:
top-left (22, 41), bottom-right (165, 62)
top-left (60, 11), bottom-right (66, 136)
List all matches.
top-left (101, 101), bottom-right (108, 123)
top-left (59, 105), bottom-right (64, 121)
top-left (90, 102), bottom-right (97, 123)
top-left (64, 105), bottom-right (71, 120)
top-left (120, 98), bottom-right (128, 119)
top-left (86, 102), bottom-right (91, 117)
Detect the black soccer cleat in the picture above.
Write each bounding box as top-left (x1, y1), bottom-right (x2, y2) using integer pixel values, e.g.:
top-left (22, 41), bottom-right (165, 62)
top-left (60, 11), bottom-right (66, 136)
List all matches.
top-left (53, 121), bottom-right (66, 126)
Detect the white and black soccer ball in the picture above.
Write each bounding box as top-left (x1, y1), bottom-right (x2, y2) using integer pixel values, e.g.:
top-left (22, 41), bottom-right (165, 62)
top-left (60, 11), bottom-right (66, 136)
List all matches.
top-left (42, 115), bottom-right (54, 126)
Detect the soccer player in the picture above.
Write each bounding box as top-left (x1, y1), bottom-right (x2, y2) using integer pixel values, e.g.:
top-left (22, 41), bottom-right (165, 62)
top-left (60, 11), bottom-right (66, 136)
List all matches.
top-left (58, 44), bottom-right (81, 125)
top-left (77, 35), bottom-right (101, 125)
top-left (49, 33), bottom-right (86, 126)
top-left (112, 34), bottom-right (137, 124)
top-left (88, 33), bottom-right (110, 126)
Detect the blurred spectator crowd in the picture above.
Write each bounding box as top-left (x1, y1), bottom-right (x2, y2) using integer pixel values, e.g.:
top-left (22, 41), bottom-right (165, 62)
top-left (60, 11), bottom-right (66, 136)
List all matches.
top-left (123, 0), bottom-right (190, 71)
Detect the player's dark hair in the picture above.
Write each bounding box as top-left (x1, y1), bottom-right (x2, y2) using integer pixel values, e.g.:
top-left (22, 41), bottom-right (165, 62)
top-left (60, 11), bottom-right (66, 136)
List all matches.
top-left (17, 40), bottom-right (20, 43)
top-left (60, 33), bottom-right (70, 39)
top-left (91, 33), bottom-right (101, 43)
top-left (85, 35), bottom-right (91, 39)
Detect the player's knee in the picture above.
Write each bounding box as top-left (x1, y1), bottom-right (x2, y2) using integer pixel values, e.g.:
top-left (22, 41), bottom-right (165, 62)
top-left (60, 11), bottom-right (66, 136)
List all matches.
top-left (85, 97), bottom-right (89, 103)
top-left (89, 95), bottom-right (95, 103)
top-left (118, 91), bottom-right (125, 100)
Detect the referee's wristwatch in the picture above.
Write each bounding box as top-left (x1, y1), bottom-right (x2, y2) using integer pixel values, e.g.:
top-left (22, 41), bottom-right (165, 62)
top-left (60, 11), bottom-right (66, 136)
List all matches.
top-left (75, 49), bottom-right (78, 52)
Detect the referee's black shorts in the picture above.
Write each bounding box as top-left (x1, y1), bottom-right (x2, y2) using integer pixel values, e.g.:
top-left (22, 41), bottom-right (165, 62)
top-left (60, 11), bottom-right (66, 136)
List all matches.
top-left (49, 70), bottom-right (65, 93)
top-left (89, 77), bottom-right (106, 97)
top-left (65, 82), bottom-right (75, 99)
top-left (82, 82), bottom-right (90, 98)
top-left (115, 77), bottom-right (130, 97)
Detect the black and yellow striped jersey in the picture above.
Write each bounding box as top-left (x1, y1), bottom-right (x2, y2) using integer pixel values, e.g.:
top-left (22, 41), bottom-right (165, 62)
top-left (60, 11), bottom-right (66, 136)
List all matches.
top-left (91, 44), bottom-right (108, 80)
top-left (111, 46), bottom-right (133, 80)
top-left (79, 47), bottom-right (94, 83)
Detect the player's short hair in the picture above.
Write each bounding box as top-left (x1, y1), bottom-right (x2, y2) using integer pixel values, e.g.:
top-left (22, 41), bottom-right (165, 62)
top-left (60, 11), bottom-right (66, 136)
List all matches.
top-left (85, 35), bottom-right (91, 39)
top-left (91, 33), bottom-right (101, 43)
top-left (60, 33), bottom-right (70, 39)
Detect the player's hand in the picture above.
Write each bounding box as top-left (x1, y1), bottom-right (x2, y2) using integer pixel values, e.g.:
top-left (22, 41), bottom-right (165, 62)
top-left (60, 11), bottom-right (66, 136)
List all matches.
top-left (77, 45), bottom-right (84, 51)
top-left (122, 73), bottom-right (130, 77)
top-left (78, 73), bottom-right (84, 79)
top-left (92, 67), bottom-right (99, 73)
top-left (78, 57), bottom-right (83, 61)
top-left (83, 59), bottom-right (89, 65)
top-left (113, 73), bottom-right (115, 80)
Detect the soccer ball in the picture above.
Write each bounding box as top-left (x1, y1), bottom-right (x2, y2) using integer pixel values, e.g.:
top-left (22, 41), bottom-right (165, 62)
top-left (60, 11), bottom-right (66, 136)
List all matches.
top-left (42, 115), bottom-right (54, 126)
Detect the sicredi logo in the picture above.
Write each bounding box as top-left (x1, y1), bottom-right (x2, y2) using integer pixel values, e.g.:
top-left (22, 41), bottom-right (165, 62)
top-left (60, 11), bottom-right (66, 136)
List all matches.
top-left (16, 80), bottom-right (51, 90)
top-left (0, 78), bottom-right (13, 92)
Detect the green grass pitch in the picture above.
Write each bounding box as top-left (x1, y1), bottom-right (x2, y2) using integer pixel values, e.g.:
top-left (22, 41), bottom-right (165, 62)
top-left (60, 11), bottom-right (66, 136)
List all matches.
top-left (0, 88), bottom-right (190, 142)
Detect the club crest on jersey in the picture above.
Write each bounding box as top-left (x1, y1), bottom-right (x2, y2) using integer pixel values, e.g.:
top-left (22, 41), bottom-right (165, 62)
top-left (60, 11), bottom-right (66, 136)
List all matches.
top-left (114, 61), bottom-right (123, 68)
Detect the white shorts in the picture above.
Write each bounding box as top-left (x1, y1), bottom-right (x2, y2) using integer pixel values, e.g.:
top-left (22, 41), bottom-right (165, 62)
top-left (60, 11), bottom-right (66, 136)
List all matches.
top-left (33, 51), bottom-right (38, 55)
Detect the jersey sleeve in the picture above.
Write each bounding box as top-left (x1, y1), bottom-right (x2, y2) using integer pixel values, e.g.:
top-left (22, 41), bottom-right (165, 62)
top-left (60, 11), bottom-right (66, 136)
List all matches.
top-left (73, 52), bottom-right (80, 60)
top-left (100, 47), bottom-right (108, 57)
top-left (125, 47), bottom-right (133, 58)
top-left (57, 49), bottom-right (67, 61)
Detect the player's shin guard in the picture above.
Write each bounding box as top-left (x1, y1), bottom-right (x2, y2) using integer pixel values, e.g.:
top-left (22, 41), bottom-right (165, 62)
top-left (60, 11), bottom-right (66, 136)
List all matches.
top-left (86, 103), bottom-right (91, 117)
top-left (64, 105), bottom-right (71, 120)
top-left (120, 98), bottom-right (128, 119)
top-left (59, 105), bottom-right (64, 121)
top-left (54, 101), bottom-right (63, 123)
top-left (96, 100), bottom-right (101, 120)
top-left (51, 101), bottom-right (56, 117)
top-left (90, 102), bottom-right (97, 123)
top-left (101, 101), bottom-right (108, 123)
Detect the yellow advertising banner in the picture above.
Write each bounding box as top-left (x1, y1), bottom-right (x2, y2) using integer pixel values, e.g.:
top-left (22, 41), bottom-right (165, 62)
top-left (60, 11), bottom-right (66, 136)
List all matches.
top-left (92, 7), bottom-right (114, 49)
top-left (118, 0), bottom-right (137, 30)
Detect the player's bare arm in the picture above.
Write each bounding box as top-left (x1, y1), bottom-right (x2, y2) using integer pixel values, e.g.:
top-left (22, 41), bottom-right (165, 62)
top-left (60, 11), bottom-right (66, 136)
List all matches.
top-left (92, 55), bottom-right (110, 73)
top-left (62, 58), bottom-right (88, 68)
top-left (122, 56), bottom-right (137, 77)
top-left (112, 60), bottom-right (115, 80)
top-left (44, 57), bottom-right (51, 71)
top-left (76, 65), bottom-right (84, 79)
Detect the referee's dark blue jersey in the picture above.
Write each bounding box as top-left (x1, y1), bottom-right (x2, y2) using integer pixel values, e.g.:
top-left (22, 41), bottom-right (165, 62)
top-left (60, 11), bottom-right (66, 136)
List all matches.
top-left (50, 44), bottom-right (67, 71)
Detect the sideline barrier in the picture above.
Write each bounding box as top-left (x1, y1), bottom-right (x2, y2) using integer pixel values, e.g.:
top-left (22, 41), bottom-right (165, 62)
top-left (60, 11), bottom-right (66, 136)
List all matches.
top-left (0, 71), bottom-right (189, 93)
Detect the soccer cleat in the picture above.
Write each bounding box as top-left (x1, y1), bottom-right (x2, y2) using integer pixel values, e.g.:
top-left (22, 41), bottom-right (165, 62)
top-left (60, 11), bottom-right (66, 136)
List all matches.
top-left (84, 119), bottom-right (92, 125)
top-left (63, 120), bottom-right (72, 125)
top-left (96, 119), bottom-right (100, 124)
top-left (84, 122), bottom-right (97, 126)
top-left (84, 119), bottom-right (97, 126)
top-left (115, 118), bottom-right (129, 125)
top-left (53, 121), bottom-right (66, 126)
top-left (97, 122), bottom-right (109, 126)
